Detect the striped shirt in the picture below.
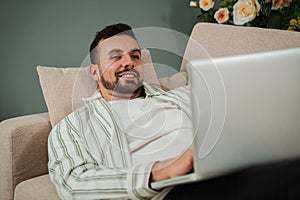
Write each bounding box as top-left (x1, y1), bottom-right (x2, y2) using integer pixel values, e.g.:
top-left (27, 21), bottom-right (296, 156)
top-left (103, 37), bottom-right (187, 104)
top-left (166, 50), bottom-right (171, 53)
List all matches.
top-left (48, 84), bottom-right (192, 200)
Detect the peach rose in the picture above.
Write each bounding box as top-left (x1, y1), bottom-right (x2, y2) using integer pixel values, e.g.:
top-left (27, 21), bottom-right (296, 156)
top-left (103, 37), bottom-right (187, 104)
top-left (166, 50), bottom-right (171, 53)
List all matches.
top-left (214, 8), bottom-right (229, 23)
top-left (270, 0), bottom-right (292, 10)
top-left (199, 0), bottom-right (215, 11)
top-left (233, 0), bottom-right (260, 25)
top-left (190, 1), bottom-right (199, 8)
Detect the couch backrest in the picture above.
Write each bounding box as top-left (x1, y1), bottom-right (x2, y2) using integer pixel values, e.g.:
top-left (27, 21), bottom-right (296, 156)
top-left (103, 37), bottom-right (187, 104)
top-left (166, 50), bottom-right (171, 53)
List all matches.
top-left (179, 22), bottom-right (300, 76)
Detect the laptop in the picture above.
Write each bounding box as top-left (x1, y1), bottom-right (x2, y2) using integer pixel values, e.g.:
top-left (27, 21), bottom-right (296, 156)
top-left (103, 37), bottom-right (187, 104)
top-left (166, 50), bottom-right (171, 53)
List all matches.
top-left (151, 47), bottom-right (300, 189)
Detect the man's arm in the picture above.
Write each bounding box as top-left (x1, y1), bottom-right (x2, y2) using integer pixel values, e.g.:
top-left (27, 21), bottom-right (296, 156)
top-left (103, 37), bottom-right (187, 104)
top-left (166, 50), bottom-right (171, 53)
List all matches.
top-left (48, 116), bottom-right (159, 200)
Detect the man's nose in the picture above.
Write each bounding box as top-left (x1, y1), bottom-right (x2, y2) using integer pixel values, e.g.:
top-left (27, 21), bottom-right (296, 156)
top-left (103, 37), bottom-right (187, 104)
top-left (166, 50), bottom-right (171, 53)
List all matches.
top-left (122, 54), bottom-right (134, 68)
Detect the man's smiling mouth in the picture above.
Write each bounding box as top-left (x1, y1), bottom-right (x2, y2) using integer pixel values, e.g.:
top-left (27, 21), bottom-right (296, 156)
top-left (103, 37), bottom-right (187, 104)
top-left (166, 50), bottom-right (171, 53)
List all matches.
top-left (119, 72), bottom-right (137, 78)
top-left (116, 69), bottom-right (139, 79)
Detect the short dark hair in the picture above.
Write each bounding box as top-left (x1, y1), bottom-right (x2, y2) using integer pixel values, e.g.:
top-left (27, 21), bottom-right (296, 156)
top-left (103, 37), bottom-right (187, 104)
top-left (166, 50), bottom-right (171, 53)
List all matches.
top-left (89, 23), bottom-right (137, 64)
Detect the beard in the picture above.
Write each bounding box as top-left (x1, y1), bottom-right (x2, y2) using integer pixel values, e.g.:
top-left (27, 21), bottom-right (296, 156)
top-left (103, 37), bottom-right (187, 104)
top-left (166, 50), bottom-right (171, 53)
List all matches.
top-left (100, 68), bottom-right (144, 95)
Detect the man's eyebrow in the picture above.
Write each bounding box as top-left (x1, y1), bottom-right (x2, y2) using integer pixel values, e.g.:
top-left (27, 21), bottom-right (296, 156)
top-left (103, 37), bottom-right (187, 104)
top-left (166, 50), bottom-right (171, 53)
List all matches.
top-left (108, 48), bottom-right (141, 55)
top-left (130, 48), bottom-right (141, 54)
top-left (108, 49), bottom-right (123, 54)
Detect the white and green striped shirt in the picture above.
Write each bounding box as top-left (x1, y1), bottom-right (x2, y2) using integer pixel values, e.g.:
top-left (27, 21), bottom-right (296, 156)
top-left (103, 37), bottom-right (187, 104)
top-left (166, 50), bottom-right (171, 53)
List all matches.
top-left (48, 84), bottom-right (192, 200)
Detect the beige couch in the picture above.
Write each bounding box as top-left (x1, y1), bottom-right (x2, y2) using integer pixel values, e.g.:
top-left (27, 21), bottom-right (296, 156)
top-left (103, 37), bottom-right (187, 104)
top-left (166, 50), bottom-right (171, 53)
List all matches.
top-left (1, 23), bottom-right (300, 200)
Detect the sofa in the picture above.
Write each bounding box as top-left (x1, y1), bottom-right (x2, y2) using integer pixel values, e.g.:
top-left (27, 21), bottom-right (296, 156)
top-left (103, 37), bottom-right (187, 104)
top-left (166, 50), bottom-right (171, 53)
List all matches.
top-left (1, 23), bottom-right (300, 200)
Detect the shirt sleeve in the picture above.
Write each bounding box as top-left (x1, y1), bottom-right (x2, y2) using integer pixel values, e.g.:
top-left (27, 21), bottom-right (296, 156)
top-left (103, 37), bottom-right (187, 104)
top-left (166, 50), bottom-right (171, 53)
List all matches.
top-left (48, 114), bottom-right (159, 200)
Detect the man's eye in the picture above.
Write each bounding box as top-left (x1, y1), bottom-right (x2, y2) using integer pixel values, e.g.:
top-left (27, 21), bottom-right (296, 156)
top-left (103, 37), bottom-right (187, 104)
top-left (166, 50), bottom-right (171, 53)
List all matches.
top-left (111, 55), bottom-right (122, 60)
top-left (132, 55), bottom-right (140, 60)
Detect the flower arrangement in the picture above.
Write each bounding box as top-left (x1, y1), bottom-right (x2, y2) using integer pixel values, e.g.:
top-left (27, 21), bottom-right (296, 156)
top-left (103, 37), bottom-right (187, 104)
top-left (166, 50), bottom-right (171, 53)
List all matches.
top-left (189, 0), bottom-right (300, 31)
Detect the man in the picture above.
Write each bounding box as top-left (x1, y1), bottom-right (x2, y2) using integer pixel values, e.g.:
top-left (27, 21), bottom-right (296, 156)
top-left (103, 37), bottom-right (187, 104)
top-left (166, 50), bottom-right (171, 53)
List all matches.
top-left (49, 23), bottom-right (300, 200)
top-left (48, 23), bottom-right (194, 200)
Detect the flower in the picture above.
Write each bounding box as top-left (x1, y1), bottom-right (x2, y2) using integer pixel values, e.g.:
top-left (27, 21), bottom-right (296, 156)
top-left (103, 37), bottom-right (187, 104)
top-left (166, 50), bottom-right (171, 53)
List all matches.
top-left (199, 0), bottom-right (215, 11)
top-left (190, 1), bottom-right (199, 8)
top-left (214, 8), bottom-right (230, 23)
top-left (288, 16), bottom-right (300, 31)
top-left (269, 0), bottom-right (292, 10)
top-left (189, 0), bottom-right (300, 31)
top-left (290, 18), bottom-right (297, 26)
top-left (233, 0), bottom-right (260, 25)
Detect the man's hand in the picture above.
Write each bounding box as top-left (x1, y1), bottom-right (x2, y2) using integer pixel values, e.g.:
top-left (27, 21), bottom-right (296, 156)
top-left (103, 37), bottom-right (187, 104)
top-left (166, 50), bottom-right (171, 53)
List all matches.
top-left (150, 149), bottom-right (193, 182)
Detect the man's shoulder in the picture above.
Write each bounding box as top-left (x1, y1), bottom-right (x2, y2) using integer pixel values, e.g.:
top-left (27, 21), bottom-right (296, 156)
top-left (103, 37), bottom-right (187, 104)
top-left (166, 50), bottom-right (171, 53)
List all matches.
top-left (52, 105), bottom-right (89, 130)
top-left (169, 85), bottom-right (189, 93)
top-left (144, 83), bottom-right (189, 95)
top-left (168, 85), bottom-right (190, 96)
top-left (168, 85), bottom-right (190, 103)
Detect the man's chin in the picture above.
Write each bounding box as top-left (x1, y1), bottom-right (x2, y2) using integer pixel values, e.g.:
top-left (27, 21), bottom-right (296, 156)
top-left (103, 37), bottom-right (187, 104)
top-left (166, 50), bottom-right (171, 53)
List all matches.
top-left (113, 83), bottom-right (143, 95)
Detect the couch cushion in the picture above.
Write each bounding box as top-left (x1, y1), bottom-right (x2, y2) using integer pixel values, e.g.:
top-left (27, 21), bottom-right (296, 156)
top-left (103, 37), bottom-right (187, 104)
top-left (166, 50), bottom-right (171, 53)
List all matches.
top-left (37, 49), bottom-right (160, 127)
top-left (37, 66), bottom-right (81, 127)
top-left (14, 175), bottom-right (60, 200)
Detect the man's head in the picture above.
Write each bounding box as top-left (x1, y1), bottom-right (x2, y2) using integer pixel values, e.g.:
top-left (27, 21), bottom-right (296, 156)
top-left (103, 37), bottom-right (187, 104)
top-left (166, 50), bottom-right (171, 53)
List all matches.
top-left (89, 23), bottom-right (144, 101)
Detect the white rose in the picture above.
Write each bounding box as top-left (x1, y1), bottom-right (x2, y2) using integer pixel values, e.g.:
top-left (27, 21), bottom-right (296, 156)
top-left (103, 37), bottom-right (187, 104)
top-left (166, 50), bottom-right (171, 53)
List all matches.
top-left (233, 0), bottom-right (260, 25)
top-left (199, 0), bottom-right (215, 11)
top-left (214, 8), bottom-right (229, 24)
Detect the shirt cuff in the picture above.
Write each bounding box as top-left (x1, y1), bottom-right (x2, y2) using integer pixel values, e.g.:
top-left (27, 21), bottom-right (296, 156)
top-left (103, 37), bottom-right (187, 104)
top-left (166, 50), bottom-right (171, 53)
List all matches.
top-left (127, 161), bottom-right (160, 199)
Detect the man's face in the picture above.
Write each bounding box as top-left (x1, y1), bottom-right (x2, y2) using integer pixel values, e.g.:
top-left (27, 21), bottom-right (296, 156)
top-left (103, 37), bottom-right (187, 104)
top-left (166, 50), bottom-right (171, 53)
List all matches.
top-left (96, 34), bottom-right (143, 95)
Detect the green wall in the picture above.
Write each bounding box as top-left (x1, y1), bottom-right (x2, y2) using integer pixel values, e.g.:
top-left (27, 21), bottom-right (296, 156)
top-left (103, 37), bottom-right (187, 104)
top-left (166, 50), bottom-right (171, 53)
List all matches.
top-left (0, 0), bottom-right (199, 121)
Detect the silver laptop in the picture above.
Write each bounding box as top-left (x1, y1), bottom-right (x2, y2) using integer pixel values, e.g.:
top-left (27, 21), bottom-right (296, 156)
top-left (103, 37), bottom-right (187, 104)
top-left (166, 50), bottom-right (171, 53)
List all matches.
top-left (151, 47), bottom-right (300, 189)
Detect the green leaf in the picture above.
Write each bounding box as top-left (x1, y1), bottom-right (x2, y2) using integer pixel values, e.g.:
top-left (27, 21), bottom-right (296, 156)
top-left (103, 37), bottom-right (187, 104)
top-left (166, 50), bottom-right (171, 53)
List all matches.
top-left (268, 13), bottom-right (282, 29)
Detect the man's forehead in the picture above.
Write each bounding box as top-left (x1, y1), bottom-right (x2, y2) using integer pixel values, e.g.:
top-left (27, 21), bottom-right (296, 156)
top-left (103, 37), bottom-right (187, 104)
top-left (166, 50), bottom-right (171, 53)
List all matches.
top-left (98, 35), bottom-right (140, 53)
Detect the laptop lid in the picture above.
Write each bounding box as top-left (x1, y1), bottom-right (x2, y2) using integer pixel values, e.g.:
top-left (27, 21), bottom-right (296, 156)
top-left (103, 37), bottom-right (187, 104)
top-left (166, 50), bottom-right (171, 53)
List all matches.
top-left (189, 47), bottom-right (300, 179)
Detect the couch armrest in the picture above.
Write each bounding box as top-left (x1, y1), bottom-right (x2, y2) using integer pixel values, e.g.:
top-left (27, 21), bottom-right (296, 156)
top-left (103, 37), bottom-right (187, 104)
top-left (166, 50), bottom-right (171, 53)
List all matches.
top-left (0, 112), bottom-right (51, 200)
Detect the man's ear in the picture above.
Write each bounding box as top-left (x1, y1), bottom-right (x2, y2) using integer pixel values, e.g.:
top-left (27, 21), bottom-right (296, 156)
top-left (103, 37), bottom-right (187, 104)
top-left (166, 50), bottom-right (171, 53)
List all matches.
top-left (90, 64), bottom-right (100, 81)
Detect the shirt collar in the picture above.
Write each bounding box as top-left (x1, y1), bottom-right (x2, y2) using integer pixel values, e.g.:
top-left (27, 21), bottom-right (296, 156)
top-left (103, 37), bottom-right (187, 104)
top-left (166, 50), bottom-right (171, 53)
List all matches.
top-left (83, 83), bottom-right (165, 102)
